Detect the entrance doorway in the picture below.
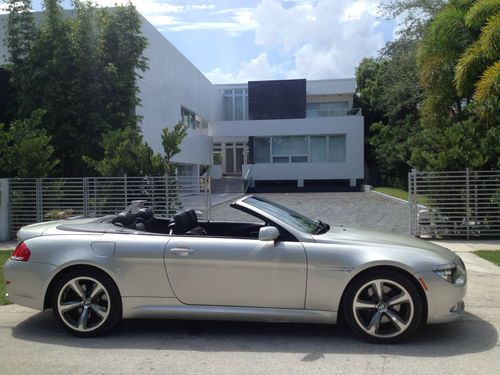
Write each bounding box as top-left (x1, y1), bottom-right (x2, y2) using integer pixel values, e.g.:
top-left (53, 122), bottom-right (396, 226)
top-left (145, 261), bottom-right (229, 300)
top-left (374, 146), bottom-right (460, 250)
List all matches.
top-left (219, 142), bottom-right (247, 176)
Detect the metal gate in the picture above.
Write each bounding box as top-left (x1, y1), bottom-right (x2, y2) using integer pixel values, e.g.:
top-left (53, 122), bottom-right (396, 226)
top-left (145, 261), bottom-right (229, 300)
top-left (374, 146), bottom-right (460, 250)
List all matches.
top-left (9, 175), bottom-right (211, 238)
top-left (409, 170), bottom-right (500, 238)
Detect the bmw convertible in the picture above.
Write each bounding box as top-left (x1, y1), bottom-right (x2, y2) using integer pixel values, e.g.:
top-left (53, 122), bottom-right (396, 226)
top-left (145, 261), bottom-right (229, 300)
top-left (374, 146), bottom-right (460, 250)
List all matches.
top-left (4, 195), bottom-right (466, 343)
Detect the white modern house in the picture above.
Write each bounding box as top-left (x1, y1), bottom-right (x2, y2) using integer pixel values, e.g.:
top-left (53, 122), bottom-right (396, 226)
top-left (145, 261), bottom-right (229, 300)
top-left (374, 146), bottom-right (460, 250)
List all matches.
top-left (0, 12), bottom-right (364, 191)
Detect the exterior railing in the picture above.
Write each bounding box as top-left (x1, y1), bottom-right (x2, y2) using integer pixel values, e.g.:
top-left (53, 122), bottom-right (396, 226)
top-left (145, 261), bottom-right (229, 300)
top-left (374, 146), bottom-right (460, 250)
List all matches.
top-left (8, 175), bottom-right (211, 238)
top-left (243, 165), bottom-right (253, 193)
top-left (409, 169), bottom-right (500, 238)
top-left (306, 108), bottom-right (362, 117)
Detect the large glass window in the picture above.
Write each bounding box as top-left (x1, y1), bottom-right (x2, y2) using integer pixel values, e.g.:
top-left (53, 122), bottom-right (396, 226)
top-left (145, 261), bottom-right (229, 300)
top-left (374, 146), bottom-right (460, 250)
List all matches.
top-left (310, 136), bottom-right (326, 162)
top-left (234, 96), bottom-right (244, 120)
top-left (306, 101), bottom-right (349, 117)
top-left (252, 135), bottom-right (345, 164)
top-left (329, 135), bottom-right (346, 162)
top-left (272, 136), bottom-right (308, 163)
top-left (224, 96), bottom-right (233, 121)
top-left (254, 137), bottom-right (270, 163)
top-left (222, 88), bottom-right (248, 120)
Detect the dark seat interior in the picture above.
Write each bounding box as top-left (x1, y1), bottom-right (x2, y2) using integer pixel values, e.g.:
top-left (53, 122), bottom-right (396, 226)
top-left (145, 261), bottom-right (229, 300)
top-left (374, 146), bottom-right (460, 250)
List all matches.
top-left (171, 209), bottom-right (207, 235)
top-left (111, 207), bottom-right (266, 239)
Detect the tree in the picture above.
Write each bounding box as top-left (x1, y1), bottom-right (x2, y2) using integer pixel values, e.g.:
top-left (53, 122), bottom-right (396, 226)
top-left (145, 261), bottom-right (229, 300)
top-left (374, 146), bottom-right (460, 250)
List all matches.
top-left (161, 122), bottom-right (188, 213)
top-left (0, 109), bottom-right (59, 177)
top-left (82, 127), bottom-right (164, 177)
top-left (4, 0), bottom-right (149, 177)
top-left (413, 0), bottom-right (500, 170)
top-left (4, 0), bottom-right (35, 103)
top-left (355, 36), bottom-right (422, 187)
top-left (161, 122), bottom-right (188, 173)
top-left (455, 0), bottom-right (500, 102)
top-left (97, 4), bottom-right (149, 132)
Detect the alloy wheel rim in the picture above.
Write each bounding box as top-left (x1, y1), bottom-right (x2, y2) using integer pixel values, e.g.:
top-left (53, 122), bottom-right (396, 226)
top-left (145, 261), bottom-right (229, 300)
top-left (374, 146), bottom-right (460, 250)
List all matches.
top-left (352, 279), bottom-right (414, 338)
top-left (57, 277), bottom-right (110, 332)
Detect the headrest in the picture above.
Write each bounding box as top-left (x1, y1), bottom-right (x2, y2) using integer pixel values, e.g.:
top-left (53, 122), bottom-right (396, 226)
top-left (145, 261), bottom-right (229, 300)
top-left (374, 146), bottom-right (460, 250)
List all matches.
top-left (136, 207), bottom-right (153, 221)
top-left (112, 211), bottom-right (136, 226)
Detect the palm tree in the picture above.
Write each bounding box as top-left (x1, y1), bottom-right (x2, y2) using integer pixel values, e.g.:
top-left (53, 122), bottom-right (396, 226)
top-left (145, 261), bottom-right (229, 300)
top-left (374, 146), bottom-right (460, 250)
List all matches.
top-left (454, 0), bottom-right (500, 100)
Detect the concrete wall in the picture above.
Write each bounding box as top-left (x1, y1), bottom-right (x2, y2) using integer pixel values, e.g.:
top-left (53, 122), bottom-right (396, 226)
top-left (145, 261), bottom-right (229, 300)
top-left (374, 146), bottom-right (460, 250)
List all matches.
top-left (138, 17), bottom-right (222, 166)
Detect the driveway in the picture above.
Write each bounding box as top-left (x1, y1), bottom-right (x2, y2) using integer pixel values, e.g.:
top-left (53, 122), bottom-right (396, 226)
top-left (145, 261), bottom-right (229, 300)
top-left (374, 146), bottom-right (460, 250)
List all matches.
top-left (212, 192), bottom-right (411, 234)
top-left (0, 252), bottom-right (498, 374)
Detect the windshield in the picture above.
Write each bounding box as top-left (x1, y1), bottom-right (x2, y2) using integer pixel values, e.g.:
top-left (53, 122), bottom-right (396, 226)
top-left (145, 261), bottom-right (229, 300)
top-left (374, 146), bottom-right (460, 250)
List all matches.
top-left (242, 196), bottom-right (322, 234)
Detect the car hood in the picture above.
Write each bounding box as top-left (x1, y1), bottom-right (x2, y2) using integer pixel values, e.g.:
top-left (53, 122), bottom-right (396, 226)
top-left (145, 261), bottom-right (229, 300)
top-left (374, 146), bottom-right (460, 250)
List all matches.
top-left (313, 226), bottom-right (455, 262)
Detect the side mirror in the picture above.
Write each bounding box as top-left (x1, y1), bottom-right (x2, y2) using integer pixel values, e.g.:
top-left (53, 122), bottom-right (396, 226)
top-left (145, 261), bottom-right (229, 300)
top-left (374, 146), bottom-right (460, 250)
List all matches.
top-left (258, 226), bottom-right (280, 241)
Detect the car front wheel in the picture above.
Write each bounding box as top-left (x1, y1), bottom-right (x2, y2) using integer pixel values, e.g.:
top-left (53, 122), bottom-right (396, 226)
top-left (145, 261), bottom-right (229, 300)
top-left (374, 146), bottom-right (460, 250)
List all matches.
top-left (343, 270), bottom-right (422, 343)
top-left (51, 269), bottom-right (122, 337)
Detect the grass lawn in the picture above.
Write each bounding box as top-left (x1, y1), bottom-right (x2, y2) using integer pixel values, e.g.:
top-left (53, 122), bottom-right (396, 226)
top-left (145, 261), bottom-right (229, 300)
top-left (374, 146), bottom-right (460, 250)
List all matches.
top-left (0, 251), bottom-right (13, 305)
top-left (373, 187), bottom-right (409, 201)
top-left (475, 250), bottom-right (500, 267)
top-left (373, 187), bottom-right (429, 205)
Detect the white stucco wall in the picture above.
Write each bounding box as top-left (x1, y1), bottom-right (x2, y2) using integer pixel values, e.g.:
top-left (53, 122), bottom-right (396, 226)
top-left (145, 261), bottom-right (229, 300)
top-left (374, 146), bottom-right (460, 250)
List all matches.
top-left (138, 17), bottom-right (223, 165)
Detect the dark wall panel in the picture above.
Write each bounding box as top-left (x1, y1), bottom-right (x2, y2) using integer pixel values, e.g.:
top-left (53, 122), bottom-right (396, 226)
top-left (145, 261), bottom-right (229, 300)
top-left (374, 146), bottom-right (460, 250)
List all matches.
top-left (248, 79), bottom-right (306, 120)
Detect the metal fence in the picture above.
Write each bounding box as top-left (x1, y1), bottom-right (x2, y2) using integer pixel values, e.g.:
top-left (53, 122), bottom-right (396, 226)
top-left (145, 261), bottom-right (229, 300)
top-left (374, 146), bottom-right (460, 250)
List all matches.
top-left (409, 170), bottom-right (500, 238)
top-left (9, 175), bottom-right (211, 238)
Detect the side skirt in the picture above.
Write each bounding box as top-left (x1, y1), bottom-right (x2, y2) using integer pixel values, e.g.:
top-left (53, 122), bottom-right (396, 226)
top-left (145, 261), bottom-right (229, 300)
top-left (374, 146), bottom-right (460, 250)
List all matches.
top-left (122, 297), bottom-right (337, 324)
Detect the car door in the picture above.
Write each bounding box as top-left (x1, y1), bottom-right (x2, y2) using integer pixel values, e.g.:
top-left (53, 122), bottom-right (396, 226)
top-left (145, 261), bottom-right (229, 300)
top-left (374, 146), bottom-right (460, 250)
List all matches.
top-left (164, 235), bottom-right (307, 309)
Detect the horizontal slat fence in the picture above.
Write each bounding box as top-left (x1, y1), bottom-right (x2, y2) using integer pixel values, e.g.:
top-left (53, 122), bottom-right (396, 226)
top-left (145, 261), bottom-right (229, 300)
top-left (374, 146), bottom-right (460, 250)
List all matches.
top-left (409, 170), bottom-right (500, 238)
top-left (9, 175), bottom-right (210, 238)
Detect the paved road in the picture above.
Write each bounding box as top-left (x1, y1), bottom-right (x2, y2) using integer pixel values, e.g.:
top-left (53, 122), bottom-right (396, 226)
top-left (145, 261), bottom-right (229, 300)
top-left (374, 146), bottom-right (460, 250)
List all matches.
top-left (212, 192), bottom-right (410, 234)
top-left (1, 192), bottom-right (499, 373)
top-left (0, 251), bottom-right (499, 374)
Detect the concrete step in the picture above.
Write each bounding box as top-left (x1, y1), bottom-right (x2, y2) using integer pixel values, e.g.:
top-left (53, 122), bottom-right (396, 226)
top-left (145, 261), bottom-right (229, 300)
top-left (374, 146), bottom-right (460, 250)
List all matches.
top-left (212, 178), bottom-right (244, 193)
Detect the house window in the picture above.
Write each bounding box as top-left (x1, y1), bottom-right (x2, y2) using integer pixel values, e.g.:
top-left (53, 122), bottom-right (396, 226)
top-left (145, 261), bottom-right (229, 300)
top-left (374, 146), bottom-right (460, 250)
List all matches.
top-left (222, 88), bottom-right (248, 120)
top-left (272, 136), bottom-right (308, 163)
top-left (306, 102), bottom-right (349, 117)
top-left (181, 106), bottom-right (207, 130)
top-left (254, 137), bottom-right (270, 163)
top-left (310, 136), bottom-right (327, 162)
top-left (329, 135), bottom-right (346, 162)
top-left (213, 143), bottom-right (222, 165)
top-left (253, 135), bottom-right (345, 164)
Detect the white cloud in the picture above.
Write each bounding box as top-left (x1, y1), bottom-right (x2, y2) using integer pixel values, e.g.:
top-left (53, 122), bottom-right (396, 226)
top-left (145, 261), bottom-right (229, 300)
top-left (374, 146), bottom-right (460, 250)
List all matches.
top-left (217, 0), bottom-right (386, 80)
top-left (205, 53), bottom-right (280, 83)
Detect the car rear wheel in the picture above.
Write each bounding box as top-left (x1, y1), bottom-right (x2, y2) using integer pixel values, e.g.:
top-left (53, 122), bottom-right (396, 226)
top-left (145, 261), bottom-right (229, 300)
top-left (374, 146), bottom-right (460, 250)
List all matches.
top-left (343, 270), bottom-right (422, 343)
top-left (52, 269), bottom-right (121, 337)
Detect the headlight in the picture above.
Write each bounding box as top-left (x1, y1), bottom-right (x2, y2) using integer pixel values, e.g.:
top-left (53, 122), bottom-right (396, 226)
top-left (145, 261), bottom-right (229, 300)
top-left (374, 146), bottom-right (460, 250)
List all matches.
top-left (433, 262), bottom-right (466, 286)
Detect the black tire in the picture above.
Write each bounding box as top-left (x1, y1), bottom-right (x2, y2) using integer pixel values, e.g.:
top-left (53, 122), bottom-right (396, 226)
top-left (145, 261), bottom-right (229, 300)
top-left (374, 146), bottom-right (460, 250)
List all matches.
top-left (343, 269), bottom-right (422, 344)
top-left (51, 268), bottom-right (122, 337)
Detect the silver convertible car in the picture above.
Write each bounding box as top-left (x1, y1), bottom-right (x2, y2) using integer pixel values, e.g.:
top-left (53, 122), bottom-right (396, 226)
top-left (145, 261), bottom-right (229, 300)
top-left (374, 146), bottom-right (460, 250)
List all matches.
top-left (4, 195), bottom-right (466, 343)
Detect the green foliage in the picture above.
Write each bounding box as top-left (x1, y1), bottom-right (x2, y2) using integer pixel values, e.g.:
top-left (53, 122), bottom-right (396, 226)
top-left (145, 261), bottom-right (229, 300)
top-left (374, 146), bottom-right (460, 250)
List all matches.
top-left (97, 4), bottom-right (149, 132)
top-left (0, 250), bottom-right (13, 305)
top-left (0, 109), bottom-right (59, 177)
top-left (4, 0), bottom-right (149, 177)
top-left (161, 122), bottom-right (188, 172)
top-left (83, 127), bottom-right (164, 177)
top-left (355, 36), bottom-right (422, 183)
top-left (455, 1), bottom-right (500, 98)
top-left (359, 0), bottom-right (499, 179)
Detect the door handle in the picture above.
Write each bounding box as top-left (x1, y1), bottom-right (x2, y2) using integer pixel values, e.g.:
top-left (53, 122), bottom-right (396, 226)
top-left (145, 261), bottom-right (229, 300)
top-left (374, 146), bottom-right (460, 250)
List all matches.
top-left (169, 247), bottom-right (194, 256)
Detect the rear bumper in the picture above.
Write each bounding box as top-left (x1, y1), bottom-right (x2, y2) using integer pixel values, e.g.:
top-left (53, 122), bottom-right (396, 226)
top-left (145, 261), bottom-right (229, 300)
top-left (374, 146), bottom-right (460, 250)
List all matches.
top-left (4, 259), bottom-right (58, 310)
top-left (416, 270), bottom-right (467, 324)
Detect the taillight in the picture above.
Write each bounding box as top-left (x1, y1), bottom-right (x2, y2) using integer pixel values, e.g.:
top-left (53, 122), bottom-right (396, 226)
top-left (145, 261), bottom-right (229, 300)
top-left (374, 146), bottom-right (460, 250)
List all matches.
top-left (11, 242), bottom-right (31, 262)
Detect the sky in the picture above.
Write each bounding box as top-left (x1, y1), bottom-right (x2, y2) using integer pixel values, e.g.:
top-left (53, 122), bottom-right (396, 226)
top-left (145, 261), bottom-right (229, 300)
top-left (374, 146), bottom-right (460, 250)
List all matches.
top-left (20, 0), bottom-right (397, 84)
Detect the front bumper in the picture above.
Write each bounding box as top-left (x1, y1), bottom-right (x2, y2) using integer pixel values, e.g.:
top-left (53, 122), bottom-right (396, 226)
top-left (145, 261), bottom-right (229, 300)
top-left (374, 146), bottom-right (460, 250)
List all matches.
top-left (4, 259), bottom-right (58, 310)
top-left (416, 270), bottom-right (467, 324)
